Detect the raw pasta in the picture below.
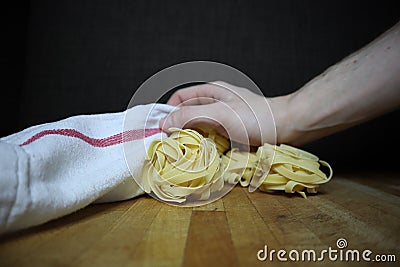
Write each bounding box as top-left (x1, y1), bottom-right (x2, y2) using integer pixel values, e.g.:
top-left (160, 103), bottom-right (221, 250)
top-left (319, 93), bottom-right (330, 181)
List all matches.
top-left (142, 127), bottom-right (229, 203)
top-left (223, 143), bottom-right (333, 198)
top-left (142, 127), bottom-right (332, 203)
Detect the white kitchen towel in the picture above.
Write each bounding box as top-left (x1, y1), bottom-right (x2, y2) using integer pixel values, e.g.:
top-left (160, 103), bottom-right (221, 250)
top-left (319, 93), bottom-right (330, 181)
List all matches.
top-left (0, 103), bottom-right (175, 235)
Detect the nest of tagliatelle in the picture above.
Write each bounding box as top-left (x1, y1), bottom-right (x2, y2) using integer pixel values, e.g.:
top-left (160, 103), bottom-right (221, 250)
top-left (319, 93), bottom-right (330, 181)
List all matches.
top-left (142, 126), bottom-right (332, 204)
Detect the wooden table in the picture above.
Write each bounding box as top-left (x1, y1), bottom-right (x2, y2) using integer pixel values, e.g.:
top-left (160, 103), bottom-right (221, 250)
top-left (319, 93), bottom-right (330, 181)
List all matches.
top-left (1, 172), bottom-right (399, 267)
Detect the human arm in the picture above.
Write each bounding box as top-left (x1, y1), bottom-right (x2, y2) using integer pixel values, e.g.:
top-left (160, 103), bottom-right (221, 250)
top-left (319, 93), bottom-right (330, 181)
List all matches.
top-left (160, 21), bottom-right (400, 146)
top-left (279, 21), bottom-right (400, 145)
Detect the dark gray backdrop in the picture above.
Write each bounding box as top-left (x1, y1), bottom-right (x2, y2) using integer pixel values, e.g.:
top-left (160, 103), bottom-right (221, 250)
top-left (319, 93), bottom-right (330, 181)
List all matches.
top-left (2, 0), bottom-right (399, 170)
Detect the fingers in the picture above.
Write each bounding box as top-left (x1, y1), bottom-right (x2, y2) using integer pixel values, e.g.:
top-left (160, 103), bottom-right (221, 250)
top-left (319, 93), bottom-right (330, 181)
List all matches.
top-left (166, 82), bottom-right (234, 106)
top-left (161, 81), bottom-right (260, 145)
top-left (160, 104), bottom-right (223, 131)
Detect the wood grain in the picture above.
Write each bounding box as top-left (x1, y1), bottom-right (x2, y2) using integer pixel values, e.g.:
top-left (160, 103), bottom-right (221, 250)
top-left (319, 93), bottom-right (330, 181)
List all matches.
top-left (0, 172), bottom-right (399, 267)
top-left (183, 211), bottom-right (238, 267)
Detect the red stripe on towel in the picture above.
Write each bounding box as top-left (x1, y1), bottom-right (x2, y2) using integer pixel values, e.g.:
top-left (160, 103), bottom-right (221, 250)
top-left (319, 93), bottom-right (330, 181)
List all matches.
top-left (19, 128), bottom-right (162, 147)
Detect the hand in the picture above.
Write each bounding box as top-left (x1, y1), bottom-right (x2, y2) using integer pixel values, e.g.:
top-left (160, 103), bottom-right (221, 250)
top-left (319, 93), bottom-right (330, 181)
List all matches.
top-left (160, 81), bottom-right (288, 146)
top-left (160, 23), bottom-right (400, 147)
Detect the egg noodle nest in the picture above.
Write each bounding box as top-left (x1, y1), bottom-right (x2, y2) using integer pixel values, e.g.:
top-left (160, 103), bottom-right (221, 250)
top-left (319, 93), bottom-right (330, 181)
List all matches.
top-left (142, 126), bottom-right (332, 203)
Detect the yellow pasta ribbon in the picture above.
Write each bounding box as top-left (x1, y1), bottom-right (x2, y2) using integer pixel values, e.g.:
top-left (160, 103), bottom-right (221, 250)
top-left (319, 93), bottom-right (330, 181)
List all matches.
top-left (142, 127), bottom-right (230, 203)
top-left (225, 143), bottom-right (333, 198)
top-left (143, 127), bottom-right (332, 202)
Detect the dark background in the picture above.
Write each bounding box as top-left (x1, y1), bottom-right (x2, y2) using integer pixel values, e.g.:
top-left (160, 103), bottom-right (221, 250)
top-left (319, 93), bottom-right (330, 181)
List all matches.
top-left (2, 0), bottom-right (399, 170)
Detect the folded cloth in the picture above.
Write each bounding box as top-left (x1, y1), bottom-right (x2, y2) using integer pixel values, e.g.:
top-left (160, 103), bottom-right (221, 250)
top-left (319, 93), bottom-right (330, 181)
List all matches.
top-left (0, 103), bottom-right (174, 235)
